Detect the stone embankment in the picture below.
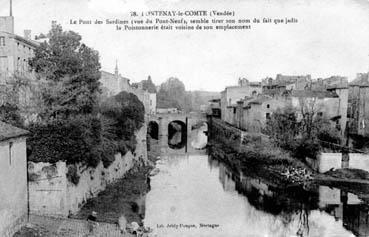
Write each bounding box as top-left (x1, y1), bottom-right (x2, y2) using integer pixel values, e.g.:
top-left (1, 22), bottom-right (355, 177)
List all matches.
top-left (28, 125), bottom-right (148, 218)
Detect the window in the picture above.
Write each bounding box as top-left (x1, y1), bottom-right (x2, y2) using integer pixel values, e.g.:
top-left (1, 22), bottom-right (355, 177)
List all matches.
top-left (266, 104), bottom-right (270, 108)
top-left (0, 36), bottom-right (5, 46)
top-left (266, 113), bottom-right (271, 120)
top-left (9, 142), bottom-right (13, 165)
top-left (317, 112), bottom-right (323, 117)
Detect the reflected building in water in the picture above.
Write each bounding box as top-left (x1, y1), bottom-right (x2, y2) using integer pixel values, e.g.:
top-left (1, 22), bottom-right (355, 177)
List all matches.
top-left (319, 186), bottom-right (369, 237)
top-left (211, 156), bottom-right (369, 237)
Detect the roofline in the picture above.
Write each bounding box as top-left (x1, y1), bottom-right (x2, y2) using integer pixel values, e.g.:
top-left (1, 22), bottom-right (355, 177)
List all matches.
top-left (0, 132), bottom-right (29, 142)
top-left (0, 31), bottom-right (40, 48)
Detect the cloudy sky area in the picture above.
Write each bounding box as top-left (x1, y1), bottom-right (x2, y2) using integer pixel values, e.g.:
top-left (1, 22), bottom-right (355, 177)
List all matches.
top-left (1, 0), bottom-right (369, 91)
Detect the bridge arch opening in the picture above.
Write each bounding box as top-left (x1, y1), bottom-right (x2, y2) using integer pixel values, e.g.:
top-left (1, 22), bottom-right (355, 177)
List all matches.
top-left (168, 120), bottom-right (187, 149)
top-left (148, 121), bottom-right (159, 140)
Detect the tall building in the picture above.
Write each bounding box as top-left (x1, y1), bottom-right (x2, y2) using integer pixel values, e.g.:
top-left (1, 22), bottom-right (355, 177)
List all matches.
top-left (0, 1), bottom-right (39, 82)
top-left (99, 63), bottom-right (155, 116)
top-left (100, 62), bottom-right (131, 97)
top-left (0, 0), bottom-right (42, 123)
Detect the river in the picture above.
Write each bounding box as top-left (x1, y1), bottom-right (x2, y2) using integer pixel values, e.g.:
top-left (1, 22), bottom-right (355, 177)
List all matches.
top-left (143, 125), bottom-right (369, 237)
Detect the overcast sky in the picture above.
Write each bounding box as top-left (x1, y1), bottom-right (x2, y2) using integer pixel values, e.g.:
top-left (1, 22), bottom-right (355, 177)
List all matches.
top-left (1, 0), bottom-right (369, 91)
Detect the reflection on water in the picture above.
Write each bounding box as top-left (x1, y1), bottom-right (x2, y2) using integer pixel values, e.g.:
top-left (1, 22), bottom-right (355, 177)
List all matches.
top-left (144, 126), bottom-right (369, 237)
top-left (191, 123), bottom-right (208, 150)
top-left (168, 121), bottom-right (187, 150)
top-left (168, 131), bottom-right (186, 149)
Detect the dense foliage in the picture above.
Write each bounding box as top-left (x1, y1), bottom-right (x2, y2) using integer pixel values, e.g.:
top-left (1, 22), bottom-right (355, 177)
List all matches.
top-left (27, 92), bottom-right (145, 168)
top-left (266, 106), bottom-right (341, 160)
top-left (156, 77), bottom-right (217, 112)
top-left (157, 77), bottom-right (186, 110)
top-left (29, 24), bottom-right (101, 117)
top-left (26, 25), bottom-right (144, 169)
top-left (27, 116), bottom-right (101, 167)
top-left (101, 91), bottom-right (145, 156)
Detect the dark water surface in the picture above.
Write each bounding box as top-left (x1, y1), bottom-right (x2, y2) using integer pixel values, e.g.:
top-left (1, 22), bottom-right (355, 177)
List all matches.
top-left (143, 126), bottom-right (369, 237)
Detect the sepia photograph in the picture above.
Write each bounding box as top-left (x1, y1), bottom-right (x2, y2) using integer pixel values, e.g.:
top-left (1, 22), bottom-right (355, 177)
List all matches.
top-left (1, 0), bottom-right (369, 236)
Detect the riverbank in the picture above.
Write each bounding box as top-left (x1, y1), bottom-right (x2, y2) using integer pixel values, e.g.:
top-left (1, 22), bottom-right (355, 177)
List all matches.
top-left (208, 139), bottom-right (313, 187)
top-left (69, 138), bottom-right (160, 225)
top-left (14, 137), bottom-right (160, 237)
top-left (70, 165), bottom-right (151, 224)
top-left (208, 118), bottom-right (369, 199)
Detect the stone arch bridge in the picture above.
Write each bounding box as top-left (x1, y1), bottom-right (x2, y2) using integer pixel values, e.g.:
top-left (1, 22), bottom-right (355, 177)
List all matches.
top-left (148, 112), bottom-right (207, 139)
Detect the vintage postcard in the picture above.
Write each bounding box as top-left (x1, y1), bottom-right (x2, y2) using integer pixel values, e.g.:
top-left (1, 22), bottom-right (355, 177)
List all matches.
top-left (0, 0), bottom-right (369, 236)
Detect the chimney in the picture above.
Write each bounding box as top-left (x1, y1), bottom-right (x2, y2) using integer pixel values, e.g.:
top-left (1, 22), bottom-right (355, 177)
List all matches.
top-left (24, 30), bottom-right (31, 40)
top-left (10, 0), bottom-right (13, 16)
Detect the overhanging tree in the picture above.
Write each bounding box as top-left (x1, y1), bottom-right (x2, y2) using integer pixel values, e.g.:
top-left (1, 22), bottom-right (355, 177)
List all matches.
top-left (29, 24), bottom-right (101, 118)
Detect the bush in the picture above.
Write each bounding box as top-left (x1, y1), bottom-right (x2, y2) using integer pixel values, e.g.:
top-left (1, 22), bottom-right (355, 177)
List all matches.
top-left (292, 138), bottom-right (321, 160)
top-left (100, 91), bottom-right (144, 158)
top-left (27, 115), bottom-right (101, 167)
top-left (317, 127), bottom-right (341, 144)
top-left (101, 91), bottom-right (145, 139)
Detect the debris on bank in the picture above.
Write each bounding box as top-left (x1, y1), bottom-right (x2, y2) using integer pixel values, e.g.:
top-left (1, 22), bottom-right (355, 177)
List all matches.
top-left (269, 166), bottom-right (314, 184)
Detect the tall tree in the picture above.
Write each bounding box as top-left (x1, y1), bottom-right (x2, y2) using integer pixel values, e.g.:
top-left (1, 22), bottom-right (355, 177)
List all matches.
top-left (29, 24), bottom-right (101, 118)
top-left (142, 75), bottom-right (157, 93)
top-left (157, 77), bottom-right (186, 110)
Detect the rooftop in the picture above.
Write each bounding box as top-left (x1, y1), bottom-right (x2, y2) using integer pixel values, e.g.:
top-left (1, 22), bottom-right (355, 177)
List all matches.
top-left (0, 31), bottom-right (40, 48)
top-left (0, 121), bottom-right (29, 142)
top-left (247, 95), bottom-right (273, 105)
top-left (349, 73), bottom-right (369, 87)
top-left (291, 90), bottom-right (338, 98)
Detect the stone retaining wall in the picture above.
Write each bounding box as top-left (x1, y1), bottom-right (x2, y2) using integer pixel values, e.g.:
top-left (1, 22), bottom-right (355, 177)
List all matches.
top-left (28, 125), bottom-right (148, 217)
